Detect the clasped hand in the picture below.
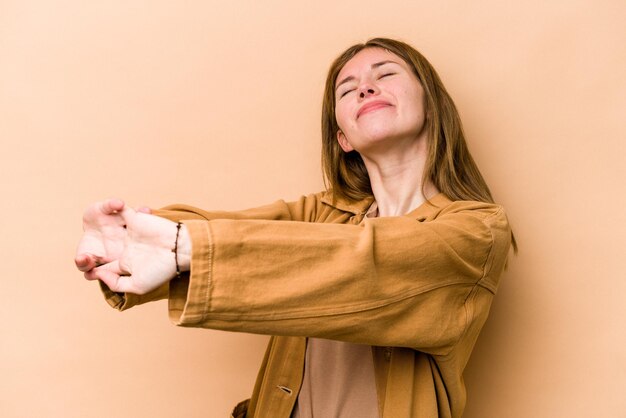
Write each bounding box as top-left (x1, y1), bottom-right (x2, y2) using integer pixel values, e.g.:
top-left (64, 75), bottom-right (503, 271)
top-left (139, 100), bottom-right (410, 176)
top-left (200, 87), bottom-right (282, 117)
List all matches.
top-left (75, 199), bottom-right (184, 295)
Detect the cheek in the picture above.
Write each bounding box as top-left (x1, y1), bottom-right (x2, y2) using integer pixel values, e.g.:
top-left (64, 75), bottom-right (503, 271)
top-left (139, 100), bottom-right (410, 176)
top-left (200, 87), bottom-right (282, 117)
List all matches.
top-left (406, 89), bottom-right (426, 119)
top-left (334, 103), bottom-right (350, 131)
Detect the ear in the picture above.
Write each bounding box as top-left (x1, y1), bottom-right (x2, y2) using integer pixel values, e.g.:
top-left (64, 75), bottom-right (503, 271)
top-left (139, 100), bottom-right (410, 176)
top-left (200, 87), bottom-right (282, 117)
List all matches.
top-left (336, 130), bottom-right (354, 152)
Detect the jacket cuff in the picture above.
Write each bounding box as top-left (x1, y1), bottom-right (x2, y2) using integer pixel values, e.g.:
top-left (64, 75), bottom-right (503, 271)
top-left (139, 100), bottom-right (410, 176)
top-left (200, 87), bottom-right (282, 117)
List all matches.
top-left (99, 280), bottom-right (168, 311)
top-left (168, 219), bottom-right (214, 325)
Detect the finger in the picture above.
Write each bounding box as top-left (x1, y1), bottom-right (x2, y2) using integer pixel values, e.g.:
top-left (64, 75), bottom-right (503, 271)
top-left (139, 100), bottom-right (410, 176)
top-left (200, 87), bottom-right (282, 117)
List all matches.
top-left (84, 263), bottom-right (106, 280)
top-left (137, 206), bottom-right (152, 214)
top-left (87, 261), bottom-right (134, 293)
top-left (75, 253), bottom-right (107, 272)
top-left (100, 198), bottom-right (125, 215)
top-left (94, 269), bottom-right (134, 293)
top-left (83, 260), bottom-right (120, 280)
top-left (94, 268), bottom-right (123, 291)
top-left (75, 254), bottom-right (92, 271)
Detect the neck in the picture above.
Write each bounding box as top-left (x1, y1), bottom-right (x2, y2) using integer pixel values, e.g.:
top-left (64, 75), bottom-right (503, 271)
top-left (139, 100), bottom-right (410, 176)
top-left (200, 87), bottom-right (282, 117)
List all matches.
top-left (361, 137), bottom-right (438, 217)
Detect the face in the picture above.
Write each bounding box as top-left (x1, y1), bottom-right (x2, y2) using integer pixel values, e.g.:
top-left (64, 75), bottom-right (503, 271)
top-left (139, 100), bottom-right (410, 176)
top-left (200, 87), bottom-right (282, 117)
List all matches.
top-left (334, 48), bottom-right (427, 154)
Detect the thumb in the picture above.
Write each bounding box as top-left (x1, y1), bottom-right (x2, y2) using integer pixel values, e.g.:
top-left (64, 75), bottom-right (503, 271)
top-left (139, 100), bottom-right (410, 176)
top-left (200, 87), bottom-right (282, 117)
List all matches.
top-left (87, 260), bottom-right (135, 294)
top-left (117, 206), bottom-right (138, 225)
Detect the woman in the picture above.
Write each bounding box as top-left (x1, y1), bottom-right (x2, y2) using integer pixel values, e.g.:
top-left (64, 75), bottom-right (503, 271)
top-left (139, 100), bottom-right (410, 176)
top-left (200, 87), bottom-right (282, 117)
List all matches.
top-left (76, 38), bottom-right (514, 418)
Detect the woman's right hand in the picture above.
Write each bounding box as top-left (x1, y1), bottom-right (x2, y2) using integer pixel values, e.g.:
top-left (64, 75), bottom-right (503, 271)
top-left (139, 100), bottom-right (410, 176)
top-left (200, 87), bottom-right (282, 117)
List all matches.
top-left (75, 199), bottom-right (130, 275)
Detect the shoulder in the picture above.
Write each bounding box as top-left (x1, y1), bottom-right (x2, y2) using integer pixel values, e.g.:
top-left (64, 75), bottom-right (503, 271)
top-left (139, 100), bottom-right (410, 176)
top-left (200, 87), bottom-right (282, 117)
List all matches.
top-left (414, 195), bottom-right (513, 289)
top-left (441, 199), bottom-right (510, 234)
top-left (410, 193), bottom-right (506, 223)
top-left (412, 194), bottom-right (510, 239)
top-left (412, 194), bottom-right (512, 258)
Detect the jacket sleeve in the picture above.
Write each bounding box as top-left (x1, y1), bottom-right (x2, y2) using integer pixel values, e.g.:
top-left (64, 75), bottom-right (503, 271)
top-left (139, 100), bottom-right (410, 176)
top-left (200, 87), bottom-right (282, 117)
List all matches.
top-left (99, 198), bottom-right (302, 310)
top-left (168, 200), bottom-right (512, 355)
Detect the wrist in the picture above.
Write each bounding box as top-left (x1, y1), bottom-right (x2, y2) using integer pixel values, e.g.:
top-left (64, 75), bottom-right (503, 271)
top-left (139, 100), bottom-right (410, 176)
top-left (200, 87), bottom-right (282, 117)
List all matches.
top-left (176, 224), bottom-right (191, 272)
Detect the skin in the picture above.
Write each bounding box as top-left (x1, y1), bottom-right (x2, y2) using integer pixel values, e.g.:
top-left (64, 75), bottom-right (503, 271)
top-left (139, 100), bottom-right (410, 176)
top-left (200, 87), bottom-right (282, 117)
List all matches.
top-left (75, 47), bottom-right (438, 294)
top-left (75, 202), bottom-right (191, 294)
top-left (334, 47), bottom-right (438, 216)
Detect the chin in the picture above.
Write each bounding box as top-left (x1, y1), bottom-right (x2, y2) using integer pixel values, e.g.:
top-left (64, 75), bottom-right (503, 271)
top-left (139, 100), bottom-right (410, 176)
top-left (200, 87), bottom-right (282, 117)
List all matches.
top-left (359, 123), bottom-right (397, 142)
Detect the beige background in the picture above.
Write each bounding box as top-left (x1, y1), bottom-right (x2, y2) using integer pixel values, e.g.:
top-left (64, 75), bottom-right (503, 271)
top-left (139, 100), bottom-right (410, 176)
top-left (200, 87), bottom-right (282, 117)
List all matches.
top-left (1, 0), bottom-right (624, 417)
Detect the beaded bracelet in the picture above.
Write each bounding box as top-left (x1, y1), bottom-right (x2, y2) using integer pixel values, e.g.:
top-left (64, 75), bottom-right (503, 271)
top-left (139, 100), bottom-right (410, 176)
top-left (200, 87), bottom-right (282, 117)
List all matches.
top-left (172, 222), bottom-right (182, 279)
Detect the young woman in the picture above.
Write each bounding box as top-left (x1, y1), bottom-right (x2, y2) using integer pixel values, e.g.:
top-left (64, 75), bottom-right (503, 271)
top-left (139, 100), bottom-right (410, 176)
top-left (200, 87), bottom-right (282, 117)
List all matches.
top-left (75, 38), bottom-right (514, 418)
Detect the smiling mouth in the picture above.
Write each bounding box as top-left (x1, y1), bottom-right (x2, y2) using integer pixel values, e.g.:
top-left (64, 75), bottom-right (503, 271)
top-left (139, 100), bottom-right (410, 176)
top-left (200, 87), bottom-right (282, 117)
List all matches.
top-left (357, 101), bottom-right (392, 118)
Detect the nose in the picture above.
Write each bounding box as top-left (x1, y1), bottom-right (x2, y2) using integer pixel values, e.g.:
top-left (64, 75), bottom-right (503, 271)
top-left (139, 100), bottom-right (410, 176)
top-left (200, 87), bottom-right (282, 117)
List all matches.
top-left (358, 84), bottom-right (378, 99)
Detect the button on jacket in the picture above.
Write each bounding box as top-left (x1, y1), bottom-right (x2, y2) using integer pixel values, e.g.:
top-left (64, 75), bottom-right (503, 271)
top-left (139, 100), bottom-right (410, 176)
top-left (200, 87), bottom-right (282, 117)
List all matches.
top-left (100, 191), bottom-right (512, 418)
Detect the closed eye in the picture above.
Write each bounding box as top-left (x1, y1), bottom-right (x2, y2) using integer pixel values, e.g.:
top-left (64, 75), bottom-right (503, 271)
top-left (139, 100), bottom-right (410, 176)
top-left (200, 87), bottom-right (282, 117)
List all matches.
top-left (378, 72), bottom-right (395, 79)
top-left (340, 88), bottom-right (355, 98)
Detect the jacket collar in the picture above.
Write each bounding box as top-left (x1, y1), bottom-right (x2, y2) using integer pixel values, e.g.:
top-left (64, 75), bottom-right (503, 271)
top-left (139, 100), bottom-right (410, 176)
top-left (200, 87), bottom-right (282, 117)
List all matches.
top-left (320, 190), bottom-right (452, 219)
top-left (320, 190), bottom-right (375, 215)
top-left (406, 192), bottom-right (452, 220)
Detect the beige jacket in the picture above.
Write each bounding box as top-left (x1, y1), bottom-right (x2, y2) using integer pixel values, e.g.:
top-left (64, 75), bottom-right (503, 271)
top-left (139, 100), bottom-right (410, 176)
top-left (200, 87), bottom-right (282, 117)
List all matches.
top-left (100, 191), bottom-right (512, 418)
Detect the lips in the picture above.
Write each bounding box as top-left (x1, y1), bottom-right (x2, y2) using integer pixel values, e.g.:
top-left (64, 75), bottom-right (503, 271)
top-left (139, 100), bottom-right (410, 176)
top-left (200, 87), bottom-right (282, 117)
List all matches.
top-left (357, 100), bottom-right (392, 119)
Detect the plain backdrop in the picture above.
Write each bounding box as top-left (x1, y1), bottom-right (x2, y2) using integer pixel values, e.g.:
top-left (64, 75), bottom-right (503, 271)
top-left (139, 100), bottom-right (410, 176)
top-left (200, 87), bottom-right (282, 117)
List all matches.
top-left (1, 1), bottom-right (624, 417)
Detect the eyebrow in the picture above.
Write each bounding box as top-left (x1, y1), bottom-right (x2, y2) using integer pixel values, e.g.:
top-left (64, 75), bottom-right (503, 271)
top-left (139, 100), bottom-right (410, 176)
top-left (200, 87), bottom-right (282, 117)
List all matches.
top-left (335, 60), bottom-right (400, 91)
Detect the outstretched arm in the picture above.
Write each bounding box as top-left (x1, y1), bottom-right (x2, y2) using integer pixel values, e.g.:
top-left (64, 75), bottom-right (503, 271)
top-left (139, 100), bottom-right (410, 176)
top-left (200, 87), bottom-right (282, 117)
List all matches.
top-left (167, 199), bottom-right (511, 354)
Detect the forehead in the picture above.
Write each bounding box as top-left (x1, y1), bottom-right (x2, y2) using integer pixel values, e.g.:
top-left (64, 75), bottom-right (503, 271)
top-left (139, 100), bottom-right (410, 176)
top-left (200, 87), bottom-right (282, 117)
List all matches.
top-left (336, 47), bottom-right (407, 82)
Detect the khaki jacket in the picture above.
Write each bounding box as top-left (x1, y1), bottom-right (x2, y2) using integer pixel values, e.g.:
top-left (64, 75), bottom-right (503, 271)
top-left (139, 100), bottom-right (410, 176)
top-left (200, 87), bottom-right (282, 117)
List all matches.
top-left (100, 191), bottom-right (512, 418)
